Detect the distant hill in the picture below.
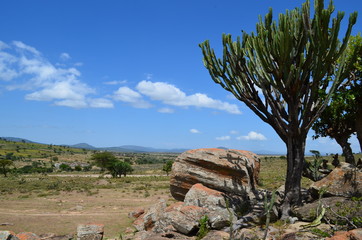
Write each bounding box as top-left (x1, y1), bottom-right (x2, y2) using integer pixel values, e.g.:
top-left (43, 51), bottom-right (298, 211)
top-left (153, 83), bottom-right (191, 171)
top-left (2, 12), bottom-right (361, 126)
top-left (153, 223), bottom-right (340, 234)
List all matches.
top-left (70, 144), bottom-right (188, 153)
top-left (70, 143), bottom-right (98, 150)
top-left (0, 137), bottom-right (36, 143)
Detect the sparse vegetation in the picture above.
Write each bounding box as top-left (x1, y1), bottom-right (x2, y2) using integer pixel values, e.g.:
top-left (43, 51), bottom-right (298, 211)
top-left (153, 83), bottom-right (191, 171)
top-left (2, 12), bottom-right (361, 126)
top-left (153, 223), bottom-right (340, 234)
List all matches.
top-left (196, 215), bottom-right (209, 240)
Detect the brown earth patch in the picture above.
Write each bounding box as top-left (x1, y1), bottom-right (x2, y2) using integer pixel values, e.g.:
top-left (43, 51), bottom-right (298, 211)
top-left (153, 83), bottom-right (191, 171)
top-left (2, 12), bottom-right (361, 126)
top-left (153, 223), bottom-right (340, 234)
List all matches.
top-left (0, 188), bottom-right (170, 238)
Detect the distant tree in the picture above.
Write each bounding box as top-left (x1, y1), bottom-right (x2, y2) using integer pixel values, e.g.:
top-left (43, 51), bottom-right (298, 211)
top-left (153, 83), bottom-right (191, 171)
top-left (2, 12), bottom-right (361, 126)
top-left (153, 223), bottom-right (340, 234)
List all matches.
top-left (108, 161), bottom-right (133, 178)
top-left (0, 159), bottom-right (13, 177)
top-left (200, 0), bottom-right (357, 218)
top-left (162, 160), bottom-right (173, 176)
top-left (91, 152), bottom-right (117, 171)
top-left (59, 163), bottom-right (72, 172)
top-left (5, 152), bottom-right (15, 160)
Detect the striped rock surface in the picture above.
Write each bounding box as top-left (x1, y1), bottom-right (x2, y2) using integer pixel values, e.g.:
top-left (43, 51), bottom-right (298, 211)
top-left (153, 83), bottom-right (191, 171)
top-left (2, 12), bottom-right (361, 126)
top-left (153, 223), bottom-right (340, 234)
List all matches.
top-left (170, 148), bottom-right (260, 201)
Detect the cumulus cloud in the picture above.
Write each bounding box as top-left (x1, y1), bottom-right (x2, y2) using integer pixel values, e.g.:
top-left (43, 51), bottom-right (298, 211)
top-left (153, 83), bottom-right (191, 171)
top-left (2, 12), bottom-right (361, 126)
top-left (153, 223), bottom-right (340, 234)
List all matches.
top-left (237, 131), bottom-right (267, 141)
top-left (190, 129), bottom-right (201, 134)
top-left (113, 86), bottom-right (152, 108)
top-left (136, 80), bottom-right (241, 114)
top-left (158, 107), bottom-right (174, 113)
top-left (216, 136), bottom-right (231, 141)
top-left (0, 41), bottom-right (112, 109)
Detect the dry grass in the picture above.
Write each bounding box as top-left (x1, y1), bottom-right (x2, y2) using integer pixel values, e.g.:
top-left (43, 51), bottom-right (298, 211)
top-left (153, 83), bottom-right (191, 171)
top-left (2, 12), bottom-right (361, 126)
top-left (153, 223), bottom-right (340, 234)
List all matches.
top-left (0, 176), bottom-right (170, 238)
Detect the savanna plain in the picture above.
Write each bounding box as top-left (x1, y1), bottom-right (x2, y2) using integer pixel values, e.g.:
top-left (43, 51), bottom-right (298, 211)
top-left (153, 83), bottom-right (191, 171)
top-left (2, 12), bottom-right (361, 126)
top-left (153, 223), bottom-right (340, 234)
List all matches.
top-left (0, 139), bottom-right (357, 238)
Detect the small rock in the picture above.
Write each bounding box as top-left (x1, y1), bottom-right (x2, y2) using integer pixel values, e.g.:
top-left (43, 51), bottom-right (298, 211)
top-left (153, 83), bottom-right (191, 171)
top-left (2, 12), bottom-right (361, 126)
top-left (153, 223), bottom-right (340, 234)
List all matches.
top-left (77, 224), bottom-right (104, 240)
top-left (128, 208), bottom-right (145, 219)
top-left (15, 233), bottom-right (40, 240)
top-left (0, 231), bottom-right (19, 240)
top-left (39, 233), bottom-right (73, 240)
top-left (326, 228), bottom-right (362, 240)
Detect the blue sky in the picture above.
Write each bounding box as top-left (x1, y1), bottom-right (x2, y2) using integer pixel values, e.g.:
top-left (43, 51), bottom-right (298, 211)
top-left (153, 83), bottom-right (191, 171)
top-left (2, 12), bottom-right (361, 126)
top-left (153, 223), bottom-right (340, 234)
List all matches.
top-left (0, 0), bottom-right (360, 154)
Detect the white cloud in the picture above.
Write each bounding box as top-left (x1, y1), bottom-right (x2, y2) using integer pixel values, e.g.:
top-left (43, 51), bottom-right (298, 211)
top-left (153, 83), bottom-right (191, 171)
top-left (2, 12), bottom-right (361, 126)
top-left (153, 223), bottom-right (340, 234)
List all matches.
top-left (13, 41), bottom-right (40, 55)
top-left (25, 80), bottom-right (93, 102)
top-left (136, 80), bottom-right (241, 114)
top-left (0, 52), bottom-right (18, 81)
top-left (88, 98), bottom-right (114, 108)
top-left (145, 73), bottom-right (153, 80)
top-left (113, 86), bottom-right (152, 108)
top-left (0, 41), bottom-right (112, 109)
top-left (104, 80), bottom-right (127, 85)
top-left (158, 107), bottom-right (174, 113)
top-left (190, 129), bottom-right (201, 134)
top-left (237, 131), bottom-right (267, 141)
top-left (216, 135), bottom-right (231, 141)
top-left (54, 99), bottom-right (88, 108)
top-left (0, 41), bottom-right (9, 50)
top-left (230, 130), bottom-right (239, 135)
top-left (60, 52), bottom-right (71, 61)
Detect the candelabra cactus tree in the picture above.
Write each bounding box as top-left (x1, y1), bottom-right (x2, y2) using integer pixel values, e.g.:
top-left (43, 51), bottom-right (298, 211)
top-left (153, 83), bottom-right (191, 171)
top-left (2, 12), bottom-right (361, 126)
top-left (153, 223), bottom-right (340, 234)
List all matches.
top-left (200, 0), bottom-right (357, 218)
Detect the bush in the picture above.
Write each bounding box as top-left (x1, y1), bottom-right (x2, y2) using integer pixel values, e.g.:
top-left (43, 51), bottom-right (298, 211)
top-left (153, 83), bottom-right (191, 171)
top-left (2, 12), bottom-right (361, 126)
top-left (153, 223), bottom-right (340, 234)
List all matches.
top-left (59, 163), bottom-right (72, 172)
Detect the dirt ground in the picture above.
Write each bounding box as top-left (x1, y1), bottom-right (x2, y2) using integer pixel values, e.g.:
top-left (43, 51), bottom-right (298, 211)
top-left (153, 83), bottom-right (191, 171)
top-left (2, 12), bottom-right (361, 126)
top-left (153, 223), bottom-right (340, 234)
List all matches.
top-left (0, 188), bottom-right (171, 238)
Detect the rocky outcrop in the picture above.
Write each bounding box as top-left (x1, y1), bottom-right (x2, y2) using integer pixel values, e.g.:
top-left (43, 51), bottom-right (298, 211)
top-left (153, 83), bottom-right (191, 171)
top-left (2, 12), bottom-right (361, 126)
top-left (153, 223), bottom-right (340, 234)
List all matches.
top-left (170, 148), bottom-right (260, 201)
top-left (309, 163), bottom-right (362, 198)
top-left (132, 184), bottom-right (238, 239)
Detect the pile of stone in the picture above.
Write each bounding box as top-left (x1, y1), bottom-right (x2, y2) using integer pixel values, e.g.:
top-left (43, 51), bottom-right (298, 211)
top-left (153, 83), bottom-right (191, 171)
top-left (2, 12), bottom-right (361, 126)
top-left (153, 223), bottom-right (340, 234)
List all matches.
top-left (127, 148), bottom-right (362, 240)
top-left (128, 148), bottom-right (267, 239)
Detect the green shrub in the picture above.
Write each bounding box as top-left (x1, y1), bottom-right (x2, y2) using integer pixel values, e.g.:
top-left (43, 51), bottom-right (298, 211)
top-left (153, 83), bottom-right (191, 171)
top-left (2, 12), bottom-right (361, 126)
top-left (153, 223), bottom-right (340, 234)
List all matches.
top-left (196, 215), bottom-right (209, 240)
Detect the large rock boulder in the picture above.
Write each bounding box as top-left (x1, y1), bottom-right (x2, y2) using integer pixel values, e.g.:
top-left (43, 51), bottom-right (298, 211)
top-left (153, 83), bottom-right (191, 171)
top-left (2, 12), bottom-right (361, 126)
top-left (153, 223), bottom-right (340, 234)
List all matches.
top-left (170, 148), bottom-right (260, 201)
top-left (309, 163), bottom-right (362, 198)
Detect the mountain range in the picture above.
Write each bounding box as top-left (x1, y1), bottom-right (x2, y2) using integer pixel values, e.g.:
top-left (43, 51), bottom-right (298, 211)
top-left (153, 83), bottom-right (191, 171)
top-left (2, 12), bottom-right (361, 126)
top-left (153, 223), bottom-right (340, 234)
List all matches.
top-left (1, 137), bottom-right (284, 155)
